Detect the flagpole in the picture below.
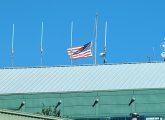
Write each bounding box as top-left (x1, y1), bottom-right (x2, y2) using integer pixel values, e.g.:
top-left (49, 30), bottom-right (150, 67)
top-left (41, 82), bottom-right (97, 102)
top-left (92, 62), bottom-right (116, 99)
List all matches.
top-left (104, 21), bottom-right (107, 51)
top-left (94, 14), bottom-right (98, 65)
top-left (41, 21), bottom-right (44, 65)
top-left (11, 24), bottom-right (14, 67)
top-left (104, 21), bottom-right (107, 64)
top-left (71, 21), bottom-right (73, 65)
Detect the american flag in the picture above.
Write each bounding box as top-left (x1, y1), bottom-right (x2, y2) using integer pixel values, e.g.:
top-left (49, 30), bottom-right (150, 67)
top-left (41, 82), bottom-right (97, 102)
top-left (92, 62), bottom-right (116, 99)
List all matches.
top-left (67, 42), bottom-right (92, 59)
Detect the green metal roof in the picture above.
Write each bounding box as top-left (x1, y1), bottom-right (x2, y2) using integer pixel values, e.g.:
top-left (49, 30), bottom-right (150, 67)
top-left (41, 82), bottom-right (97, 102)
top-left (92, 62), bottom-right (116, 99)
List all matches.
top-left (0, 109), bottom-right (71, 120)
top-left (0, 62), bottom-right (165, 94)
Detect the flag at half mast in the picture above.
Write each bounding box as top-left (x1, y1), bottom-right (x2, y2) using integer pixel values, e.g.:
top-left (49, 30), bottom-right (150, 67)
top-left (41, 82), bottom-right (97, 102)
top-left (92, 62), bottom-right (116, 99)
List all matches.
top-left (67, 42), bottom-right (92, 59)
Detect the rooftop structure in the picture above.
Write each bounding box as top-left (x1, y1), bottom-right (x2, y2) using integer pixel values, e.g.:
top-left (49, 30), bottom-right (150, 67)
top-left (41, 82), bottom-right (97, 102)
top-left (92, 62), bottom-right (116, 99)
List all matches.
top-left (0, 62), bottom-right (165, 94)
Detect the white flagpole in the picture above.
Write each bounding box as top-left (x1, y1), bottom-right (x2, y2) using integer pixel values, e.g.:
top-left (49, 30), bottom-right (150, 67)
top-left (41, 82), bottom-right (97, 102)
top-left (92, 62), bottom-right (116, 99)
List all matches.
top-left (104, 21), bottom-right (107, 50)
top-left (41, 21), bottom-right (44, 65)
top-left (70, 21), bottom-right (73, 65)
top-left (104, 21), bottom-right (107, 64)
top-left (94, 14), bottom-right (98, 65)
top-left (11, 24), bottom-right (14, 67)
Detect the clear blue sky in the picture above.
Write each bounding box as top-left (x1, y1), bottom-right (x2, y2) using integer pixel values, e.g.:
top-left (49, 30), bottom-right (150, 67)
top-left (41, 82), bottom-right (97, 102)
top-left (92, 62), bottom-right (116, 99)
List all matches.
top-left (0, 0), bottom-right (164, 67)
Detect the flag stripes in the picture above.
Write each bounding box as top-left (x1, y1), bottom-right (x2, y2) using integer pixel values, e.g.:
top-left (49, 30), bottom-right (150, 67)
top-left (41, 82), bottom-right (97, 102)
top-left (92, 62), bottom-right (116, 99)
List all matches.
top-left (67, 42), bottom-right (92, 59)
top-left (67, 46), bottom-right (83, 55)
top-left (71, 49), bottom-right (92, 59)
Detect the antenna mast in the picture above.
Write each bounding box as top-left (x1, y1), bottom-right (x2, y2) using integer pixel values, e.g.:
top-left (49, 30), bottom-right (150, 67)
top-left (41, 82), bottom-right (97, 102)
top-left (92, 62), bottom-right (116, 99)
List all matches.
top-left (100, 21), bottom-right (107, 64)
top-left (11, 24), bottom-right (14, 67)
top-left (94, 14), bottom-right (98, 65)
top-left (41, 22), bottom-right (44, 65)
top-left (70, 21), bottom-right (73, 65)
top-left (104, 21), bottom-right (107, 64)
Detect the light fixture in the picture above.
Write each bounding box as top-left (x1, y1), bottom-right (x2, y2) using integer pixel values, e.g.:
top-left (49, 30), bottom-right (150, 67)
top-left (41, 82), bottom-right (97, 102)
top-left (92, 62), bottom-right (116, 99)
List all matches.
top-left (18, 101), bottom-right (25, 110)
top-left (128, 97), bottom-right (135, 106)
top-left (100, 52), bottom-right (105, 57)
top-left (100, 51), bottom-right (107, 64)
top-left (92, 99), bottom-right (99, 107)
top-left (55, 100), bottom-right (62, 108)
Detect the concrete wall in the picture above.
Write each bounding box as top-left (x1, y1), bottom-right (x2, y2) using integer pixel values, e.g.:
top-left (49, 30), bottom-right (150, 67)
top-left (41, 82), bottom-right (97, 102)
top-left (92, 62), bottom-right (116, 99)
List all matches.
top-left (0, 89), bottom-right (165, 119)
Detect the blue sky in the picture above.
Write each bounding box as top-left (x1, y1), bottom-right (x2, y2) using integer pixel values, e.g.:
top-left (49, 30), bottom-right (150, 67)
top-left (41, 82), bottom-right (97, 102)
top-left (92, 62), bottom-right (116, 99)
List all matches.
top-left (0, 0), bottom-right (165, 67)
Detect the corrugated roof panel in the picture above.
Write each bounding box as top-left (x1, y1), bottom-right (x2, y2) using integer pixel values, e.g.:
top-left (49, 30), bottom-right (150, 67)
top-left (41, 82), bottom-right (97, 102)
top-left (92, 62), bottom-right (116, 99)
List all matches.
top-left (0, 62), bottom-right (165, 94)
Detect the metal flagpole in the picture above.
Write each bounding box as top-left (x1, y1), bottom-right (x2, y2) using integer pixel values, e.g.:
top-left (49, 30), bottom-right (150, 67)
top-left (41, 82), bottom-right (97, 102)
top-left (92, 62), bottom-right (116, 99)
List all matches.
top-left (94, 14), bottom-right (98, 65)
top-left (11, 24), bottom-right (14, 67)
top-left (104, 21), bottom-right (107, 64)
top-left (71, 21), bottom-right (73, 65)
top-left (41, 21), bottom-right (44, 65)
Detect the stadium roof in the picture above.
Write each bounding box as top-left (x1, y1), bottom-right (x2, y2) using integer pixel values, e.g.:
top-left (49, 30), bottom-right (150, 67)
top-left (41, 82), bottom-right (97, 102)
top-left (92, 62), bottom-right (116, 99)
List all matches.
top-left (0, 62), bottom-right (165, 94)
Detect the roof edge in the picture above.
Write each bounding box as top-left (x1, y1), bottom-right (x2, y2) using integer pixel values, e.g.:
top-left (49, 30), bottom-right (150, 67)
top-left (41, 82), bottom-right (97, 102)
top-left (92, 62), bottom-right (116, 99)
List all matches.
top-left (0, 61), bottom-right (164, 70)
top-left (1, 87), bottom-right (165, 96)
